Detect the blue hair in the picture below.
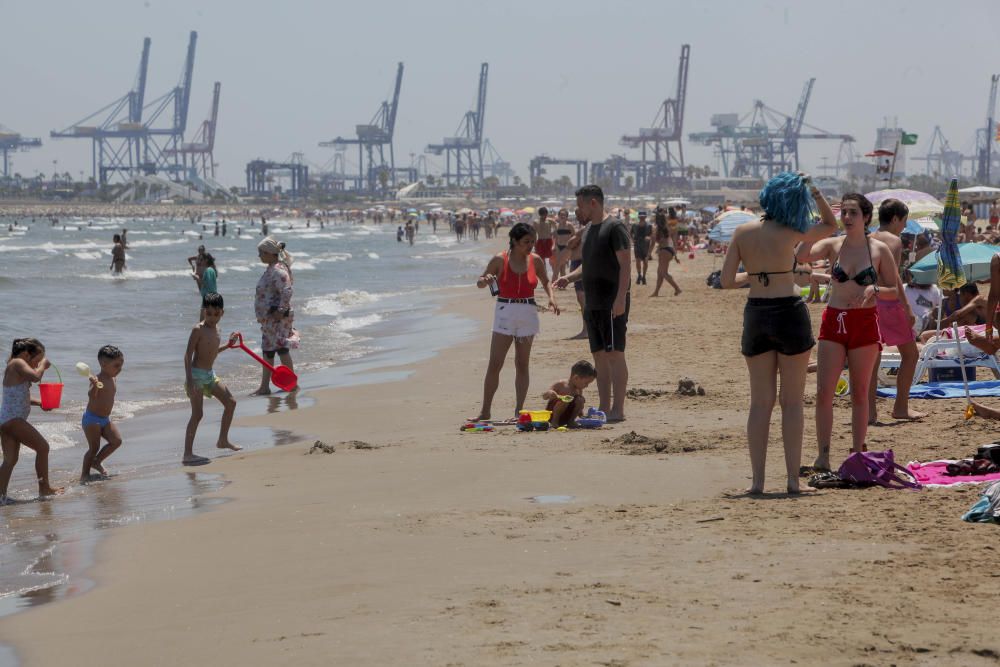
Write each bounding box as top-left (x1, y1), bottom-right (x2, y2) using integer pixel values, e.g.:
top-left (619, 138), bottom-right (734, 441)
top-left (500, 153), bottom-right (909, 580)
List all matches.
top-left (758, 172), bottom-right (815, 233)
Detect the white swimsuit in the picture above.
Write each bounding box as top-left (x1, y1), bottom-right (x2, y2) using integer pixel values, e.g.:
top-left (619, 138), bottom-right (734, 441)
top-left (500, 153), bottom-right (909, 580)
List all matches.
top-left (0, 382), bottom-right (30, 426)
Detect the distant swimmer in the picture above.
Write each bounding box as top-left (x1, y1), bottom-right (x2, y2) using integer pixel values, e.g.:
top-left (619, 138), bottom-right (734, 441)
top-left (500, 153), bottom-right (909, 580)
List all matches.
top-left (111, 234), bottom-right (126, 275)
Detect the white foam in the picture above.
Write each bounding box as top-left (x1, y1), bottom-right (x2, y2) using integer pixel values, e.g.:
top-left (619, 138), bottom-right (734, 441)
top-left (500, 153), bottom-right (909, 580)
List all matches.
top-left (367, 252), bottom-right (380, 260)
top-left (73, 251), bottom-right (105, 260)
top-left (127, 238), bottom-right (187, 248)
top-left (0, 241), bottom-right (102, 253)
top-left (332, 313), bottom-right (383, 332)
top-left (303, 289), bottom-right (381, 317)
top-left (33, 421), bottom-right (80, 452)
top-left (90, 269), bottom-right (191, 280)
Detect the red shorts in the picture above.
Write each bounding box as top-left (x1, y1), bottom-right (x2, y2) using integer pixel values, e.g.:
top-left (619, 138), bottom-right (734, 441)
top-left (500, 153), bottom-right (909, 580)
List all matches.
top-left (534, 238), bottom-right (554, 259)
top-left (818, 306), bottom-right (882, 350)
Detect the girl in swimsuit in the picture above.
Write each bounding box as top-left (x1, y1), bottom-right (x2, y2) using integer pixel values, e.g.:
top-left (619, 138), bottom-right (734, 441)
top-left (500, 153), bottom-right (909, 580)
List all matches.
top-left (650, 208), bottom-right (682, 296)
top-left (721, 172), bottom-right (838, 494)
top-left (0, 338), bottom-right (64, 501)
top-left (797, 193), bottom-right (901, 472)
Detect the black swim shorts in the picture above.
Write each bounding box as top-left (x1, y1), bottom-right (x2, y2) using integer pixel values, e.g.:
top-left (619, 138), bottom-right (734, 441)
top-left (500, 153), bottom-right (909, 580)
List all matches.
top-left (741, 296), bottom-right (814, 357)
top-left (570, 259), bottom-right (584, 292)
top-left (584, 293), bottom-right (630, 354)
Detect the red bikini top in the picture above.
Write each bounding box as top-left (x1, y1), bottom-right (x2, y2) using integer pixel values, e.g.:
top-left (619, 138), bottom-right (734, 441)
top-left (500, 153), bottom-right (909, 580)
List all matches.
top-left (498, 251), bottom-right (537, 299)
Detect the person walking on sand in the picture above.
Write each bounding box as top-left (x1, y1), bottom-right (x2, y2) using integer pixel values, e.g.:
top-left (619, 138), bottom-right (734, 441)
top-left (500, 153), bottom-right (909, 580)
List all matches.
top-left (533, 207), bottom-right (556, 277)
top-left (472, 222), bottom-right (560, 422)
top-left (631, 210), bottom-right (653, 285)
top-left (253, 237), bottom-right (299, 395)
top-left (868, 198), bottom-right (925, 423)
top-left (556, 185), bottom-right (631, 422)
top-left (720, 173), bottom-right (837, 494)
top-left (798, 193), bottom-right (901, 473)
top-left (650, 207), bottom-right (681, 296)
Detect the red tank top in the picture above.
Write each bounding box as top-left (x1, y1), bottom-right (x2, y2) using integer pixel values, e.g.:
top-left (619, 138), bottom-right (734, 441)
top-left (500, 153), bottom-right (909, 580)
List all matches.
top-left (498, 251), bottom-right (537, 299)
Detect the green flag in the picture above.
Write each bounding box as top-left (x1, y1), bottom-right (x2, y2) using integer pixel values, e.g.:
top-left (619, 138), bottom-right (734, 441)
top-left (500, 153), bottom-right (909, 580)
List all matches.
top-left (900, 132), bottom-right (918, 145)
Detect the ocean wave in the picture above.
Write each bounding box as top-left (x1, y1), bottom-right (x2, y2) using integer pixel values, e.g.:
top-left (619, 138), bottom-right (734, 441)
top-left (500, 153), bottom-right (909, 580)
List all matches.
top-left (112, 398), bottom-right (186, 421)
top-left (303, 289), bottom-right (382, 317)
top-left (225, 265), bottom-right (252, 272)
top-left (127, 238), bottom-right (188, 248)
top-left (332, 313), bottom-right (383, 332)
top-left (33, 421), bottom-right (81, 452)
top-left (90, 269), bottom-right (191, 280)
top-left (367, 252), bottom-right (380, 260)
top-left (0, 241), bottom-right (102, 253)
top-left (73, 251), bottom-right (105, 260)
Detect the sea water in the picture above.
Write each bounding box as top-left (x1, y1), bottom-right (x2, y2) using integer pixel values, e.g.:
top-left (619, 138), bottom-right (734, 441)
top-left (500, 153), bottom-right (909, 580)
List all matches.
top-left (0, 214), bottom-right (489, 626)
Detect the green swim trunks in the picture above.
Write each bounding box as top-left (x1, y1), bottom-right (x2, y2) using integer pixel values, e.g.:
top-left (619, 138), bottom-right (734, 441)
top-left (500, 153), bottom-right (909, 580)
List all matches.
top-left (187, 367), bottom-right (219, 398)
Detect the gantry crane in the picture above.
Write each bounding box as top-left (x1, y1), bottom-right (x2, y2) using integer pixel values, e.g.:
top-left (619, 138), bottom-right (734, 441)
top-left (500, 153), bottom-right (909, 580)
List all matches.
top-left (912, 126), bottom-right (965, 178)
top-left (51, 32), bottom-right (198, 185)
top-left (528, 155), bottom-right (589, 189)
top-left (976, 74), bottom-right (999, 184)
top-left (482, 139), bottom-right (514, 186)
top-left (690, 79), bottom-right (854, 179)
top-left (169, 81), bottom-right (221, 181)
top-left (619, 44), bottom-right (690, 190)
top-left (0, 125), bottom-right (42, 179)
top-left (320, 62), bottom-right (403, 193)
top-left (426, 63), bottom-right (488, 187)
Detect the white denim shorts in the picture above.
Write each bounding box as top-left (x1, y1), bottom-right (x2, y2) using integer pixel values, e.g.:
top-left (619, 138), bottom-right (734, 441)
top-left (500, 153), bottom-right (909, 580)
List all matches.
top-left (492, 301), bottom-right (539, 339)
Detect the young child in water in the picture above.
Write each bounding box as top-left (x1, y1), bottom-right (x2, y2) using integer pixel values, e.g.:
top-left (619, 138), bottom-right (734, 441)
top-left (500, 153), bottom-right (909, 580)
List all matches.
top-left (0, 338), bottom-right (63, 502)
top-left (183, 293), bottom-right (242, 466)
top-left (541, 360), bottom-right (597, 427)
top-left (80, 345), bottom-right (125, 483)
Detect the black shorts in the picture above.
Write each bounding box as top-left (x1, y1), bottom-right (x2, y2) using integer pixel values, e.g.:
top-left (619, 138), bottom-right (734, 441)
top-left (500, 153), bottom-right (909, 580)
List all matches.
top-left (741, 296), bottom-right (814, 357)
top-left (634, 242), bottom-right (649, 259)
top-left (584, 293), bottom-right (630, 353)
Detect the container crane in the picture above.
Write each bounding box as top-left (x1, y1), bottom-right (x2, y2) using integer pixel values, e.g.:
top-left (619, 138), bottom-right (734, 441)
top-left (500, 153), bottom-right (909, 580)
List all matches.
top-left (320, 62), bottom-right (403, 193)
top-left (976, 74), bottom-right (999, 184)
top-left (0, 126), bottom-right (42, 179)
top-left (619, 44), bottom-right (690, 190)
top-left (426, 63), bottom-right (488, 187)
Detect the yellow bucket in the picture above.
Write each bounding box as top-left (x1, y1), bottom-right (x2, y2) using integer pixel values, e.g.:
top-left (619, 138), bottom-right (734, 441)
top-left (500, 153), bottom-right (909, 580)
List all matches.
top-left (519, 409), bottom-right (552, 422)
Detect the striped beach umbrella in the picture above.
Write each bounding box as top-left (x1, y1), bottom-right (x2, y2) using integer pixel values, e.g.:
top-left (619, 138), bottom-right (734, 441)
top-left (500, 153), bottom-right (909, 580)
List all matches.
top-left (936, 179), bottom-right (966, 290)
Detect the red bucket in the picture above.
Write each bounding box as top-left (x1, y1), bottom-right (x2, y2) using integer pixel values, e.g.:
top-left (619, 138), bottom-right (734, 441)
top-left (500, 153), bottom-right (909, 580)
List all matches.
top-left (38, 383), bottom-right (63, 410)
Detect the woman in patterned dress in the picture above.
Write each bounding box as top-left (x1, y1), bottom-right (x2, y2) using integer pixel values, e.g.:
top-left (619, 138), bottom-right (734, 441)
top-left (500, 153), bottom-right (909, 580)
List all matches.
top-left (253, 237), bottom-right (299, 395)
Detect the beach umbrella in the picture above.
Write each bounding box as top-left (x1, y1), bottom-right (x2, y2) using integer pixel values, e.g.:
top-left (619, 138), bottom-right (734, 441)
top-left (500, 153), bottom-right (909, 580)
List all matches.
top-left (908, 242), bottom-right (997, 284)
top-left (865, 188), bottom-right (944, 219)
top-left (707, 210), bottom-right (757, 242)
top-left (958, 186), bottom-right (1000, 196)
top-left (936, 179), bottom-right (967, 290)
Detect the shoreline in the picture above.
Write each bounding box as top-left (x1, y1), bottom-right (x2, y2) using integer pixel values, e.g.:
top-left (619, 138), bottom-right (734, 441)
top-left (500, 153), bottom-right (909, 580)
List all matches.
top-left (5, 250), bottom-right (1000, 665)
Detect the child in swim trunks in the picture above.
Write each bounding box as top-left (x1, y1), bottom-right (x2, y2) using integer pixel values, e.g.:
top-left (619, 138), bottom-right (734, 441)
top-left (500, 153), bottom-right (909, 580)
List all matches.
top-left (183, 293), bottom-right (242, 466)
top-left (542, 360), bottom-right (597, 427)
top-left (80, 345), bottom-right (125, 483)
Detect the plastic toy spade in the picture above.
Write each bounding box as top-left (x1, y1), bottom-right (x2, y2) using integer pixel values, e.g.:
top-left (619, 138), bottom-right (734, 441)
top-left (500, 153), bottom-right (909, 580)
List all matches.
top-left (76, 362), bottom-right (104, 389)
top-left (227, 332), bottom-right (298, 391)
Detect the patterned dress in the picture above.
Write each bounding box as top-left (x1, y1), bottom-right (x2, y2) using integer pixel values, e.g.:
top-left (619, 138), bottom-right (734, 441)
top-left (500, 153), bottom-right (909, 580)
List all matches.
top-left (254, 262), bottom-right (300, 352)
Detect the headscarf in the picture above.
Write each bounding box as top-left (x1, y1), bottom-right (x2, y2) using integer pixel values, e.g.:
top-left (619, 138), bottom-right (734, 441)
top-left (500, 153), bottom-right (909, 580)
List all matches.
top-left (258, 236), bottom-right (294, 282)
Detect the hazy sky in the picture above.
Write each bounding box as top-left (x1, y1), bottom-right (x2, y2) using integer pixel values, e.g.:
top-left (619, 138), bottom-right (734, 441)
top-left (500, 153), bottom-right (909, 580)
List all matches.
top-left (3, 0), bottom-right (1000, 187)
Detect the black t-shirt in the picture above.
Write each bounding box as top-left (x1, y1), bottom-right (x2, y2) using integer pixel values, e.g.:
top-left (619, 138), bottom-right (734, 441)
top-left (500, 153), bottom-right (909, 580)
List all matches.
top-left (631, 223), bottom-right (652, 247)
top-left (581, 216), bottom-right (631, 310)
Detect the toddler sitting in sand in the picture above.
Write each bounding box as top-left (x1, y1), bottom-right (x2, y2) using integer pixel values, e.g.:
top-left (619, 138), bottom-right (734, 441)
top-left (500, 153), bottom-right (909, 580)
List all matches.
top-left (80, 345), bottom-right (125, 483)
top-left (541, 360), bottom-right (597, 427)
top-left (183, 293), bottom-right (242, 466)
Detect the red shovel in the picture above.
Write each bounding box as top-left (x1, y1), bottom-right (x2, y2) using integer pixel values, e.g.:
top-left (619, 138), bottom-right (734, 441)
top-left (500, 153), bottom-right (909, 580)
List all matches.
top-left (228, 332), bottom-right (298, 391)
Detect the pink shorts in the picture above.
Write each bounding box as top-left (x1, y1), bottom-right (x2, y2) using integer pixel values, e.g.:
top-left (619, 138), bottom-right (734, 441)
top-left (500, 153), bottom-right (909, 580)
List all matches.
top-left (876, 299), bottom-right (915, 346)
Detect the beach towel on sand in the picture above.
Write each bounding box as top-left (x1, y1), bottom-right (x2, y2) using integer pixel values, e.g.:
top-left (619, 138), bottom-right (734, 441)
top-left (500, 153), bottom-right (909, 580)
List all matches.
top-left (963, 480), bottom-right (1000, 523)
top-left (907, 460), bottom-right (1000, 487)
top-left (877, 380), bottom-right (1000, 399)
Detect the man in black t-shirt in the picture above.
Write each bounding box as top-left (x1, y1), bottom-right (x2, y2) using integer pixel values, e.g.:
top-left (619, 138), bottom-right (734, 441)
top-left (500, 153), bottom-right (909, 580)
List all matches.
top-left (556, 184), bottom-right (631, 422)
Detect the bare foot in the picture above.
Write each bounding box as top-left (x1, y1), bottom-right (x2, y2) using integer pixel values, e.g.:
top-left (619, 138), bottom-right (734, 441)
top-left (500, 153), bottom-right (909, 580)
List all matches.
top-left (469, 413), bottom-right (491, 423)
top-left (812, 457), bottom-right (831, 473)
top-left (674, 288), bottom-right (682, 296)
top-left (91, 462), bottom-right (109, 476)
top-left (605, 413), bottom-right (626, 423)
top-left (649, 292), bottom-right (660, 298)
top-left (568, 331), bottom-right (588, 340)
top-left (217, 441), bottom-right (243, 452)
top-left (183, 455), bottom-right (211, 466)
top-left (965, 326), bottom-right (1000, 355)
top-left (891, 408), bottom-right (926, 420)
top-left (745, 486), bottom-right (765, 496)
top-left (250, 387), bottom-right (272, 396)
top-left (38, 485), bottom-right (64, 497)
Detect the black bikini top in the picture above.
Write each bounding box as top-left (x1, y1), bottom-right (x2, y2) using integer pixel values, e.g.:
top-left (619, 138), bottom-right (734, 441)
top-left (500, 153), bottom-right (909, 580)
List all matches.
top-left (747, 257), bottom-right (796, 287)
top-left (831, 237), bottom-right (879, 288)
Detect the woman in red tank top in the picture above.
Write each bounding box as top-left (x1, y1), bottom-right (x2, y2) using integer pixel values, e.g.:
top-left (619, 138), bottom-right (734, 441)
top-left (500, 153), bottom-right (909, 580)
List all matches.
top-left (472, 223), bottom-right (560, 422)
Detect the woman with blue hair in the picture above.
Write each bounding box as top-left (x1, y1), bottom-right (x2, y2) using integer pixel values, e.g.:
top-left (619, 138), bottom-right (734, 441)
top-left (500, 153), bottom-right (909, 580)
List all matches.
top-left (721, 172), bottom-right (837, 494)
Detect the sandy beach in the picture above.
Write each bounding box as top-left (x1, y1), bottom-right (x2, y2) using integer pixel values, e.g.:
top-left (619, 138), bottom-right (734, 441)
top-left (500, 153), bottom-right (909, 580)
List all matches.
top-left (3, 245), bottom-right (1000, 666)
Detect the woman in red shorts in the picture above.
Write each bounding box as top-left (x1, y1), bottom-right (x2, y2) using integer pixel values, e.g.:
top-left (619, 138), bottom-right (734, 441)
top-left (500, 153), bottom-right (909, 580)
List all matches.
top-left (797, 193), bottom-right (901, 472)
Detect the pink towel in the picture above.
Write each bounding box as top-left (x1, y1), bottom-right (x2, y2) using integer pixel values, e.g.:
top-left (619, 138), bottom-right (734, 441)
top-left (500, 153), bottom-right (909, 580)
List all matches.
top-left (907, 460), bottom-right (1000, 486)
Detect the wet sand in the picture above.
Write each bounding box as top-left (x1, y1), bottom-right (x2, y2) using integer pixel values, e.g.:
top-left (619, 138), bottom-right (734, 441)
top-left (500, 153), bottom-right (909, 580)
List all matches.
top-left (3, 247), bottom-right (1000, 666)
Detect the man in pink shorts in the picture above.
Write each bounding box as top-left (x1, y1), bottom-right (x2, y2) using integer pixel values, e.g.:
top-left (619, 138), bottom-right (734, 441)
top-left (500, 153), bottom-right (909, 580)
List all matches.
top-left (869, 199), bottom-right (924, 423)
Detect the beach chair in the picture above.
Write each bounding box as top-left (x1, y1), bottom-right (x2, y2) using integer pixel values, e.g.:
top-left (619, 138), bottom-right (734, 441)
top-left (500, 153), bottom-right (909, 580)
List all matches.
top-left (910, 336), bottom-right (1000, 384)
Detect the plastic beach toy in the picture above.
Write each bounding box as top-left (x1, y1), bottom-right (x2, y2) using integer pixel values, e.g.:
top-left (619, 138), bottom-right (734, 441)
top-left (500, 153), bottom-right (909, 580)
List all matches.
top-left (575, 407), bottom-right (607, 429)
top-left (39, 362), bottom-right (64, 410)
top-left (461, 422), bottom-right (495, 433)
top-left (227, 332), bottom-right (298, 391)
top-left (76, 362), bottom-right (104, 389)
